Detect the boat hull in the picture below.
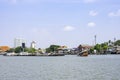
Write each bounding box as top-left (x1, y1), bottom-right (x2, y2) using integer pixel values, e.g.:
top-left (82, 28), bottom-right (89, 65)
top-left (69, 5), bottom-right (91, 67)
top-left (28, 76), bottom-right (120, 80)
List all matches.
top-left (78, 50), bottom-right (88, 56)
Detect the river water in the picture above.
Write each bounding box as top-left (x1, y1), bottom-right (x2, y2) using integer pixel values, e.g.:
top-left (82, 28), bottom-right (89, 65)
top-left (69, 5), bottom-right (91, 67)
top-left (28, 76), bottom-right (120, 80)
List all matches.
top-left (0, 55), bottom-right (120, 80)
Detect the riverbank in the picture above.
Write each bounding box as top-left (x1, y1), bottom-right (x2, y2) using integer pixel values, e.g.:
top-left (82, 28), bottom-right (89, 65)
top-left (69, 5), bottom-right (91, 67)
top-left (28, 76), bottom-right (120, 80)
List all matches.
top-left (3, 52), bottom-right (65, 56)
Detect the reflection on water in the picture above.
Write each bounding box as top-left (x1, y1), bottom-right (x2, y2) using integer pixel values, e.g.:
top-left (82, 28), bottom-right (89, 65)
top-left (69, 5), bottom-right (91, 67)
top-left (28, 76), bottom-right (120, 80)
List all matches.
top-left (0, 55), bottom-right (120, 80)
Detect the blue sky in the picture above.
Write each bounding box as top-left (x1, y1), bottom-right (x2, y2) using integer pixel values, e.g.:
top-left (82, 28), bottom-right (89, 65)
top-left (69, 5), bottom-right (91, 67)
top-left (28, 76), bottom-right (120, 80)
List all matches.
top-left (0, 0), bottom-right (120, 48)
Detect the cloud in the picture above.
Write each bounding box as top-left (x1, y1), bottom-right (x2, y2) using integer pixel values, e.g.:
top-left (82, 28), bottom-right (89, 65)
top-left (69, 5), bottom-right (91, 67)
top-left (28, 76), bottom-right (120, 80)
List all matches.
top-left (108, 9), bottom-right (120, 17)
top-left (83, 0), bottom-right (97, 3)
top-left (63, 26), bottom-right (75, 31)
top-left (87, 22), bottom-right (96, 27)
top-left (89, 10), bottom-right (98, 16)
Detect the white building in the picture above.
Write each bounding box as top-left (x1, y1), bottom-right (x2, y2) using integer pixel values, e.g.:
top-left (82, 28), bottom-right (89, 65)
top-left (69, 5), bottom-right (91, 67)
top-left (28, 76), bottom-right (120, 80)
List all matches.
top-left (31, 41), bottom-right (36, 49)
top-left (14, 38), bottom-right (26, 48)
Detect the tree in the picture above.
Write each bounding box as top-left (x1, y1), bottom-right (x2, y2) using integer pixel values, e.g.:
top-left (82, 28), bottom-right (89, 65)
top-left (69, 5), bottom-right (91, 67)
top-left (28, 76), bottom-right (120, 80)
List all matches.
top-left (89, 48), bottom-right (94, 54)
top-left (6, 48), bottom-right (14, 53)
top-left (114, 40), bottom-right (120, 46)
top-left (14, 46), bottom-right (22, 53)
top-left (94, 44), bottom-right (101, 53)
top-left (46, 45), bottom-right (60, 53)
top-left (101, 43), bottom-right (108, 54)
top-left (28, 48), bottom-right (36, 53)
top-left (46, 48), bottom-right (51, 53)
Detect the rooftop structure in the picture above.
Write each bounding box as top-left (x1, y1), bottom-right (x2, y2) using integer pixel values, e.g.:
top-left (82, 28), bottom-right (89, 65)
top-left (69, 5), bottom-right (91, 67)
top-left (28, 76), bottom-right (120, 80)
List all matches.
top-left (0, 46), bottom-right (10, 52)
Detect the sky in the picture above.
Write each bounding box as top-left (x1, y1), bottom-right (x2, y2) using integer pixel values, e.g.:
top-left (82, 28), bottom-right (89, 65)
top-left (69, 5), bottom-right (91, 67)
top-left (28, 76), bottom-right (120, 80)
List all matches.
top-left (0, 0), bottom-right (120, 48)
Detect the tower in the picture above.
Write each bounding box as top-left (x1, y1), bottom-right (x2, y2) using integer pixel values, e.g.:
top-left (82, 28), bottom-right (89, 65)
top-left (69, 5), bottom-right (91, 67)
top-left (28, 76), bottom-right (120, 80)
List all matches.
top-left (31, 41), bottom-right (36, 49)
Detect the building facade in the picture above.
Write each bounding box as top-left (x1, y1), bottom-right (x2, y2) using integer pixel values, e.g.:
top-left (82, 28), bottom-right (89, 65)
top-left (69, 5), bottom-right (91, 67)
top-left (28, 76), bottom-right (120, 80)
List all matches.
top-left (31, 41), bottom-right (36, 49)
top-left (14, 38), bottom-right (26, 48)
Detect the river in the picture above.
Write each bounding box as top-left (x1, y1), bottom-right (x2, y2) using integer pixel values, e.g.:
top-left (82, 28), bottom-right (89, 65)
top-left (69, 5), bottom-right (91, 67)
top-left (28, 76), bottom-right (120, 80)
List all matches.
top-left (0, 55), bottom-right (120, 80)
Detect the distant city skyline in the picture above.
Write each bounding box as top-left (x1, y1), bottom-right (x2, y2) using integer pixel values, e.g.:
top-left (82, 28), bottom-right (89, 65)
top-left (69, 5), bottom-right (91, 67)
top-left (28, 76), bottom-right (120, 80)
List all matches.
top-left (0, 0), bottom-right (120, 48)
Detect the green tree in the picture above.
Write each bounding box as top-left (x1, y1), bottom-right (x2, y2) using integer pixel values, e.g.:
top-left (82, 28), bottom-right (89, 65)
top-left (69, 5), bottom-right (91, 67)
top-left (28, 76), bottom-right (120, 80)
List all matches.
top-left (28, 48), bottom-right (36, 53)
top-left (89, 48), bottom-right (94, 54)
top-left (6, 48), bottom-right (14, 53)
top-left (14, 46), bottom-right (22, 53)
top-left (94, 44), bottom-right (101, 53)
top-left (24, 48), bottom-right (29, 52)
top-left (46, 45), bottom-right (60, 53)
top-left (114, 40), bottom-right (120, 46)
top-left (93, 42), bottom-right (109, 54)
top-left (46, 48), bottom-right (51, 53)
top-left (101, 43), bottom-right (108, 54)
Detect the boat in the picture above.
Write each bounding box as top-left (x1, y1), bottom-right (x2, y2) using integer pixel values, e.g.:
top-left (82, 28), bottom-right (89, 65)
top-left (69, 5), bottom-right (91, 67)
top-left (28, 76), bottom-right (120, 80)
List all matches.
top-left (77, 50), bottom-right (88, 57)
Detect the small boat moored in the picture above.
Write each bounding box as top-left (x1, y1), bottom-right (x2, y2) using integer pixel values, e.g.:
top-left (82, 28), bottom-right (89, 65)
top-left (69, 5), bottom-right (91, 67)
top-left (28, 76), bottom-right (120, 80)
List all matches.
top-left (77, 50), bottom-right (88, 57)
